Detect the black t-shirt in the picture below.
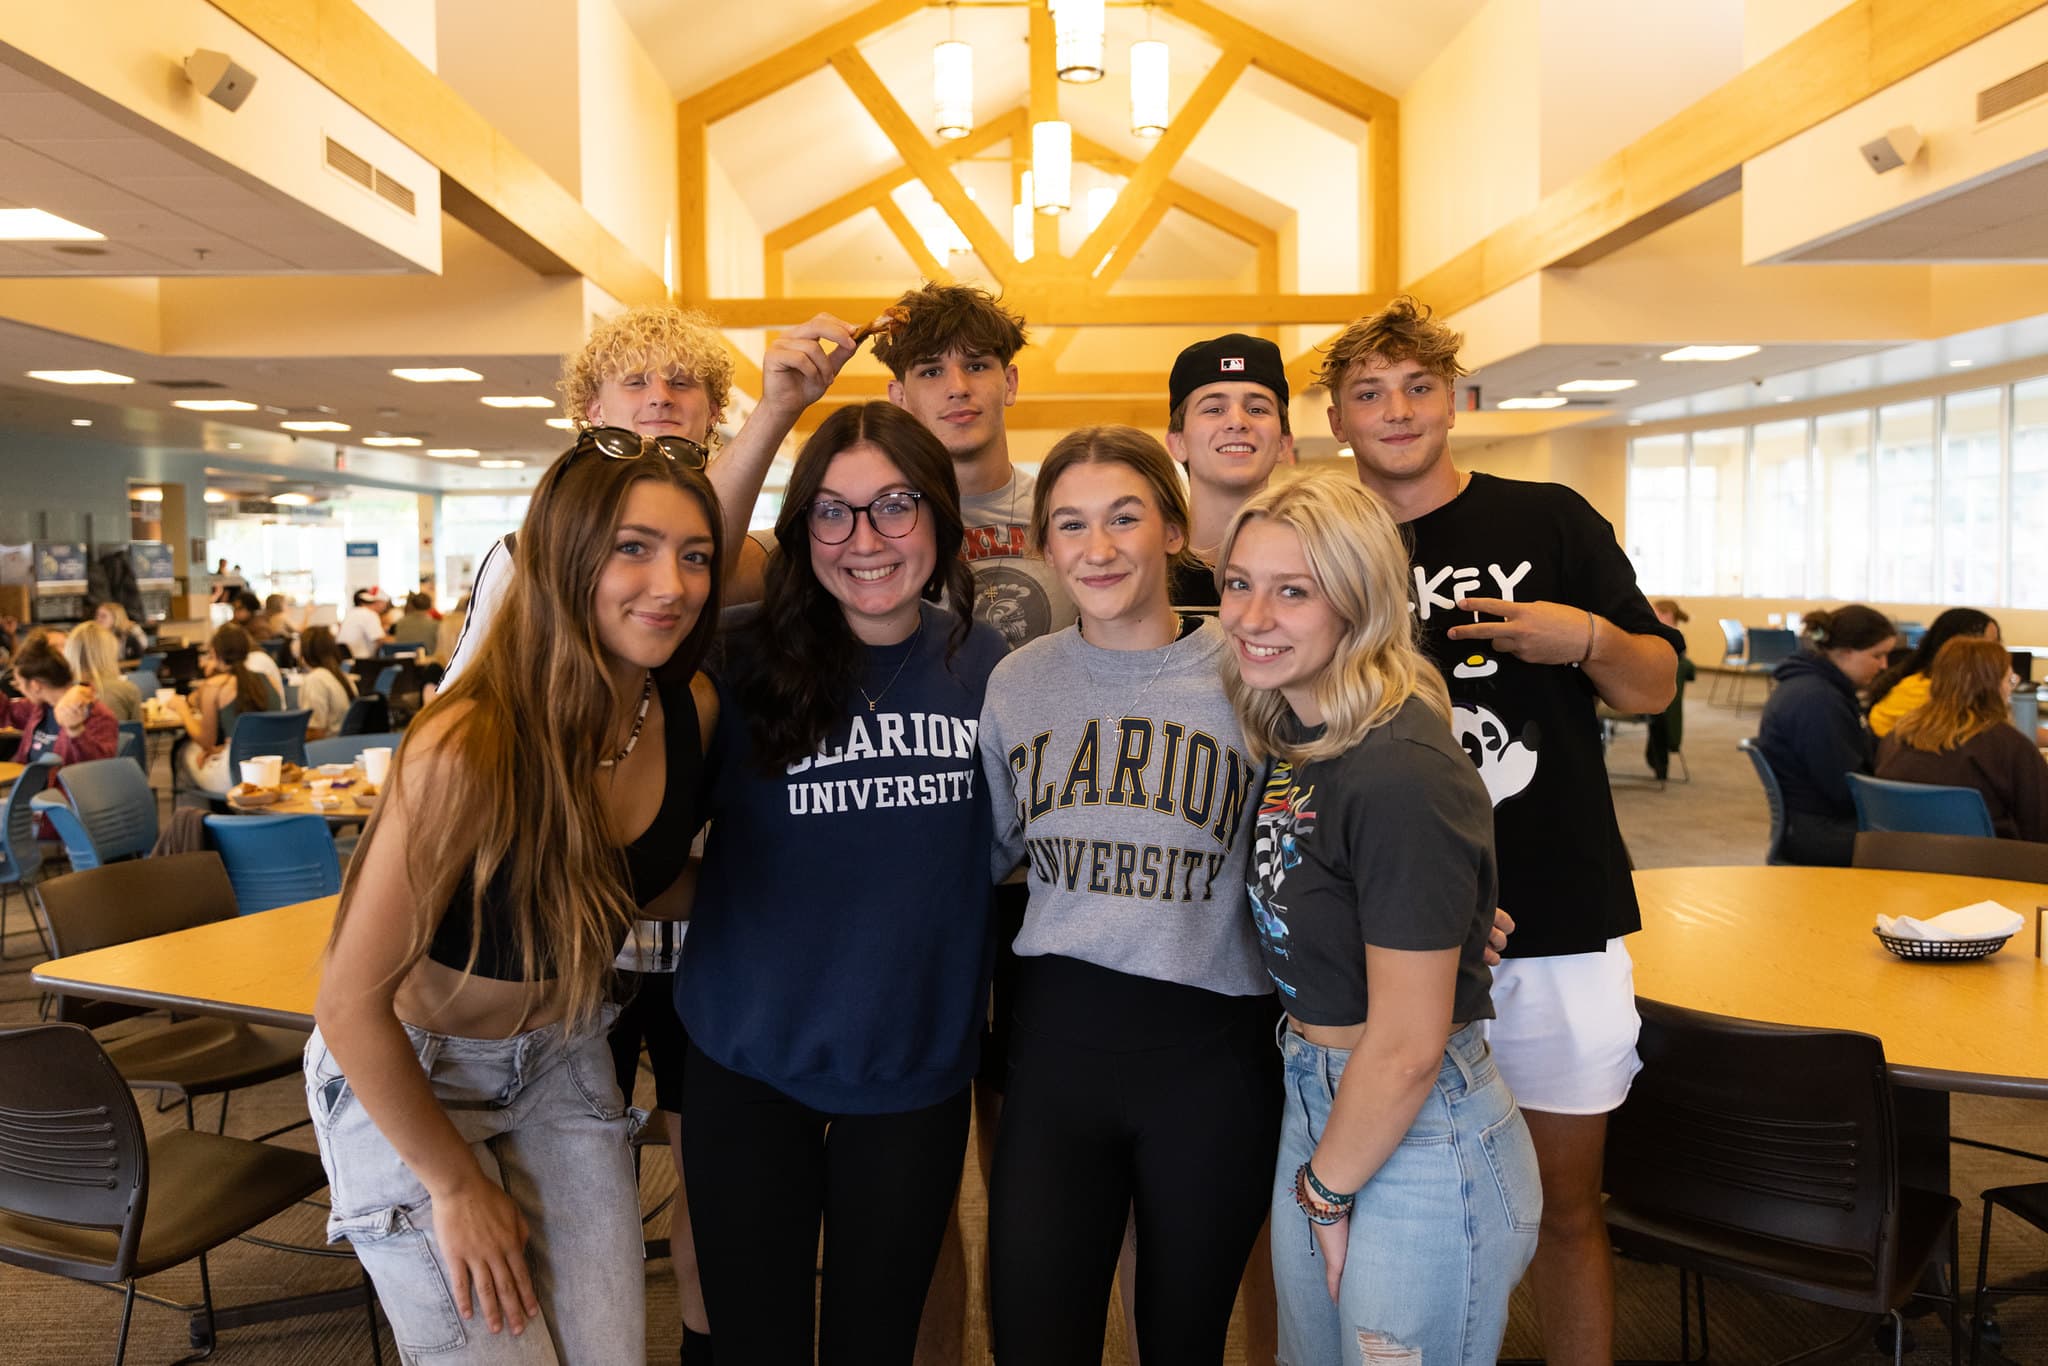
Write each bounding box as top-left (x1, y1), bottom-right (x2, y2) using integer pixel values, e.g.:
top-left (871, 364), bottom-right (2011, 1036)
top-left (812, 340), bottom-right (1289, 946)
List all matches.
top-left (1248, 699), bottom-right (1498, 1026)
top-left (1170, 558), bottom-right (1220, 613)
top-left (1403, 473), bottom-right (1681, 958)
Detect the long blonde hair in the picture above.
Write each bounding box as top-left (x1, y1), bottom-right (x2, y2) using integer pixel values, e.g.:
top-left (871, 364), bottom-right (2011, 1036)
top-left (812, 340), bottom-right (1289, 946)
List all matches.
top-left (335, 441), bottom-right (724, 1029)
top-left (65, 621), bottom-right (126, 694)
top-left (1220, 469), bottom-right (1450, 765)
top-left (1891, 636), bottom-right (2011, 753)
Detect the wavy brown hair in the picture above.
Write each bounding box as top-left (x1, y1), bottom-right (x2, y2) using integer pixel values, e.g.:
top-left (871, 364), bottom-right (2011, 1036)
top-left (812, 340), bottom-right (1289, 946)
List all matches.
top-left (335, 440), bottom-right (724, 1028)
top-left (1890, 637), bottom-right (2012, 753)
top-left (732, 401), bottom-right (973, 770)
top-left (299, 626), bottom-right (355, 697)
top-left (870, 281), bottom-right (1028, 377)
top-left (1315, 295), bottom-right (1469, 395)
top-left (208, 624), bottom-right (273, 713)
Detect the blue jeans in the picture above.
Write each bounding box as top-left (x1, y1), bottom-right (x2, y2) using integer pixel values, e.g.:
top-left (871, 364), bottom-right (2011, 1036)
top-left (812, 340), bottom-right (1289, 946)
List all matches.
top-left (1272, 1023), bottom-right (1541, 1366)
top-left (304, 1015), bottom-right (644, 1363)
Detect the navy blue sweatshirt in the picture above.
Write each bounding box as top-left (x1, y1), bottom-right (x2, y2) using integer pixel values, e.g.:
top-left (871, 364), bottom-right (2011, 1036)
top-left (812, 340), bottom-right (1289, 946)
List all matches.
top-left (1757, 650), bottom-right (1872, 819)
top-left (680, 603), bottom-right (1007, 1114)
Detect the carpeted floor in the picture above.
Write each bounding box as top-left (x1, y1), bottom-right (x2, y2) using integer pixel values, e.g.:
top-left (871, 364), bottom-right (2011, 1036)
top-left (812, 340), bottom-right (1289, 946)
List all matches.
top-left (1, 690), bottom-right (2043, 1363)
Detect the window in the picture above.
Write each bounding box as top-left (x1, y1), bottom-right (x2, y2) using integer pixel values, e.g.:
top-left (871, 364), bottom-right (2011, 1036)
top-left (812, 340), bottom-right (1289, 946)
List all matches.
top-left (1815, 411), bottom-right (1871, 599)
top-left (1747, 420), bottom-right (1811, 597)
top-left (1625, 434), bottom-right (1686, 592)
top-left (1689, 428), bottom-right (1746, 594)
top-left (1940, 388), bottom-right (2002, 605)
top-left (2013, 378), bottom-right (2048, 610)
top-left (1872, 400), bottom-right (1936, 603)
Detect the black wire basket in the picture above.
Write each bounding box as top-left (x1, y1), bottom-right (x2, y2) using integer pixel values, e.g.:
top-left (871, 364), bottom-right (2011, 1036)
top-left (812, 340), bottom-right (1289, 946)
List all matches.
top-left (1872, 928), bottom-right (2013, 961)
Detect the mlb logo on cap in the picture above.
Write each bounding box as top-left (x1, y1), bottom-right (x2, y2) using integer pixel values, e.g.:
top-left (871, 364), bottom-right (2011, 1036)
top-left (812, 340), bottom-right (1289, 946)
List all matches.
top-left (1221, 357), bottom-right (1245, 372)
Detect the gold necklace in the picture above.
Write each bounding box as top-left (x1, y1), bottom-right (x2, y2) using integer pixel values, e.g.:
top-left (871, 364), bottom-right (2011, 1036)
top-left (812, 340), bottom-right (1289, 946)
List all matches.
top-left (857, 617), bottom-right (925, 712)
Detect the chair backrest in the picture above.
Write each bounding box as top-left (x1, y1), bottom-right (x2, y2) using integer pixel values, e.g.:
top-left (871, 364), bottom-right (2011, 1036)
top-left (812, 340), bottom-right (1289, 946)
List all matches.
top-left (125, 668), bottom-right (159, 698)
top-left (37, 852), bottom-right (240, 1028)
top-left (1717, 618), bottom-right (1745, 659)
top-left (1896, 621), bottom-right (1926, 648)
top-left (1737, 738), bottom-right (1788, 865)
top-left (371, 665), bottom-right (401, 698)
top-left (378, 642), bottom-right (423, 658)
top-left (260, 637), bottom-right (291, 665)
top-left (115, 720), bottom-right (147, 773)
top-left (203, 814), bottom-right (342, 914)
top-left (304, 732), bottom-right (403, 767)
top-left (1606, 999), bottom-right (1900, 1289)
top-left (135, 651), bottom-right (165, 677)
top-left (226, 708), bottom-right (312, 772)
top-left (338, 693), bottom-right (390, 736)
top-left (45, 758), bottom-right (158, 870)
top-left (158, 645), bottom-right (200, 686)
top-left (1846, 773), bottom-right (1996, 837)
top-left (0, 758), bottom-right (60, 887)
top-left (1744, 627), bottom-right (1798, 668)
top-left (2011, 687), bottom-right (2039, 739)
top-left (0, 1023), bottom-right (148, 1282)
top-left (1852, 829), bottom-right (2048, 882)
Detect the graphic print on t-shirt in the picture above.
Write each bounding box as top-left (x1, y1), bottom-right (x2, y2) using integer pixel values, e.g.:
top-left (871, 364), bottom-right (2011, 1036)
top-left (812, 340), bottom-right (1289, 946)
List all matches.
top-left (960, 474), bottom-right (1077, 650)
top-left (1410, 557), bottom-right (1542, 809)
top-left (1249, 762), bottom-right (1317, 999)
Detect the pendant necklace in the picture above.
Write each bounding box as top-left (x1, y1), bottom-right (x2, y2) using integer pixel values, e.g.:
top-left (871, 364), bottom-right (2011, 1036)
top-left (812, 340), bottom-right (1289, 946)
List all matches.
top-left (1081, 620), bottom-right (1178, 730)
top-left (598, 674), bottom-right (654, 769)
top-left (858, 616), bottom-right (924, 712)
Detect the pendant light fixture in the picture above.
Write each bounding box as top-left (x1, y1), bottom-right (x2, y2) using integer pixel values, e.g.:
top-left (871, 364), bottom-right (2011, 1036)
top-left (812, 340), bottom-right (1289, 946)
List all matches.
top-left (1129, 5), bottom-right (1167, 138)
top-left (1033, 120), bottom-right (1073, 214)
top-left (933, 3), bottom-right (972, 140)
top-left (1049, 0), bottom-right (1105, 83)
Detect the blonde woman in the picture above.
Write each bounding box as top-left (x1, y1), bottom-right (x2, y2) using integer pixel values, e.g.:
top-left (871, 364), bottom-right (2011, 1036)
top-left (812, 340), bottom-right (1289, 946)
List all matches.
top-left (65, 620), bottom-right (142, 722)
top-left (1877, 635), bottom-right (2048, 842)
top-left (1219, 469), bottom-right (1537, 1364)
top-left (95, 600), bottom-right (150, 659)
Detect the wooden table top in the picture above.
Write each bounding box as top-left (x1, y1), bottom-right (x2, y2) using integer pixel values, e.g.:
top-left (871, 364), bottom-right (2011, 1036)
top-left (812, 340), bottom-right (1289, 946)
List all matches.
top-left (226, 766), bottom-right (379, 822)
top-left (33, 895), bottom-right (336, 1031)
top-left (1632, 865), bottom-right (2048, 1098)
top-left (0, 761), bottom-right (22, 788)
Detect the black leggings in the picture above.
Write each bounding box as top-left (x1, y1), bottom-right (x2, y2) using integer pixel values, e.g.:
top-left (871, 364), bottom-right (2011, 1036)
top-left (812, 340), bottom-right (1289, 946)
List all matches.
top-left (989, 955), bottom-right (1281, 1365)
top-left (679, 1041), bottom-right (970, 1366)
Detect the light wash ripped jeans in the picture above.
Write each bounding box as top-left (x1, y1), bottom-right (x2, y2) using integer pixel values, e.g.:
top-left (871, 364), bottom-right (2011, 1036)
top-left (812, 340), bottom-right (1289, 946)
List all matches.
top-left (304, 1012), bottom-right (644, 1364)
top-left (1271, 1022), bottom-right (1540, 1366)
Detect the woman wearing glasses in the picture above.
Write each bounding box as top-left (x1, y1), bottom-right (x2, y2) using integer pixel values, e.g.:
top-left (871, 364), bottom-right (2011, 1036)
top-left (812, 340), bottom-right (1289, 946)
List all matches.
top-left (677, 401), bottom-right (1007, 1364)
top-left (305, 426), bottom-right (724, 1362)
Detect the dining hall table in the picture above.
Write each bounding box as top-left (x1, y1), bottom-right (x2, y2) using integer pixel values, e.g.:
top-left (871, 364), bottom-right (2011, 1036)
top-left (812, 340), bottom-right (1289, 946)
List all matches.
top-left (1630, 864), bottom-right (2048, 1189)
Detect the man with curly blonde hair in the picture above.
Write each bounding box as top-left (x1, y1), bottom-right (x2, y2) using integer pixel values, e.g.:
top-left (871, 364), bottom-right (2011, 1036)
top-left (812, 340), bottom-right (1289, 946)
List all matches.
top-left (1326, 296), bottom-right (1681, 1366)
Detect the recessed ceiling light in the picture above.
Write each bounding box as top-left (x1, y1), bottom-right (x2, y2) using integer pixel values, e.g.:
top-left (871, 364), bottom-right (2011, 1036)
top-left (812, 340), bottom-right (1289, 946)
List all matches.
top-left (280, 420), bottom-right (350, 432)
top-left (172, 398), bottom-right (259, 412)
top-left (1775, 395), bottom-right (1793, 403)
top-left (130, 487), bottom-right (164, 502)
top-left (0, 208), bottom-right (105, 241)
top-left (391, 367), bottom-right (484, 383)
top-left (70, 418), bottom-right (92, 427)
top-left (426, 448), bottom-right (480, 459)
top-left (28, 369), bottom-right (134, 385)
top-left (271, 492), bottom-right (315, 507)
top-left (362, 435), bottom-right (423, 447)
top-left (1497, 396), bottom-right (1569, 410)
top-left (204, 489), bottom-right (228, 503)
top-left (1949, 358), bottom-right (1975, 368)
top-left (545, 417), bottom-right (576, 430)
top-left (479, 459), bottom-right (526, 469)
top-left (480, 395), bottom-right (554, 408)
top-left (227, 442), bottom-right (242, 450)
top-left (1626, 420), bottom-right (1644, 427)
top-left (1556, 379), bottom-right (1638, 393)
top-left (1659, 345), bottom-right (1761, 362)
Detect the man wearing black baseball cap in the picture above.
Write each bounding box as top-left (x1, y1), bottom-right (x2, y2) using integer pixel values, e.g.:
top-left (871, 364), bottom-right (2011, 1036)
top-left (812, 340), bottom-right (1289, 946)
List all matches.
top-left (1163, 332), bottom-right (1296, 609)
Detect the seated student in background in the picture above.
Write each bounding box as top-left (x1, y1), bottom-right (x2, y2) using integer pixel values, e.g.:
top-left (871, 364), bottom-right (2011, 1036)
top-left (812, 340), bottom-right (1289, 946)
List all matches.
top-left (173, 623), bottom-right (283, 797)
top-left (1867, 607), bottom-right (1999, 738)
top-left (66, 621), bottom-right (142, 723)
top-left (5, 632), bottom-right (118, 768)
top-left (391, 592), bottom-right (440, 652)
top-left (297, 626), bottom-right (359, 741)
top-left (95, 601), bottom-right (150, 660)
top-left (337, 588), bottom-right (395, 659)
top-left (1756, 605), bottom-right (1896, 866)
top-left (1876, 636), bottom-right (2048, 842)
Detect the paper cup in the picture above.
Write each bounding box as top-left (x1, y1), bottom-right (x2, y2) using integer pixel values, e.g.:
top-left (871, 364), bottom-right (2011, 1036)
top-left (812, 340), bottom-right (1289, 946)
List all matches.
top-left (155, 688), bottom-right (178, 706)
top-left (360, 747), bottom-right (393, 787)
top-left (239, 759), bottom-right (269, 789)
top-left (247, 754), bottom-right (283, 788)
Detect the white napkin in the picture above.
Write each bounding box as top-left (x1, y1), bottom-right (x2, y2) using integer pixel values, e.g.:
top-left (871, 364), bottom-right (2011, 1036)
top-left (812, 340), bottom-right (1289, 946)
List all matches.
top-left (1876, 900), bottom-right (2024, 941)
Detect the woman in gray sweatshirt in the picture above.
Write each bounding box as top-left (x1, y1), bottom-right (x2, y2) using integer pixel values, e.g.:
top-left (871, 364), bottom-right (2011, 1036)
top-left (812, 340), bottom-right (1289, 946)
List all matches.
top-left (978, 425), bottom-right (1279, 1365)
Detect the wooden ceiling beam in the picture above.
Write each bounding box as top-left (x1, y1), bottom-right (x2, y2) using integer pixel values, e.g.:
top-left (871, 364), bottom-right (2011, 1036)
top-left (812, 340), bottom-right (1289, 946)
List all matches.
top-left (1088, 193), bottom-right (1175, 293)
top-left (829, 48), bottom-right (1018, 281)
top-left (675, 0), bottom-right (925, 125)
top-left (872, 195), bottom-right (955, 283)
top-left (765, 111), bottom-right (1024, 253)
top-left (710, 291), bottom-right (1383, 327)
top-left (799, 394), bottom-right (1164, 433)
top-left (1167, 0), bottom-right (1397, 123)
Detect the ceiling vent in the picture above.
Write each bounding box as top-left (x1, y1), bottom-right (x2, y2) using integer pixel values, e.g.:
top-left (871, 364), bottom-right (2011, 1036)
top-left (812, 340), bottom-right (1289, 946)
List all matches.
top-left (324, 135), bottom-right (417, 217)
top-left (1979, 60), bottom-right (2048, 123)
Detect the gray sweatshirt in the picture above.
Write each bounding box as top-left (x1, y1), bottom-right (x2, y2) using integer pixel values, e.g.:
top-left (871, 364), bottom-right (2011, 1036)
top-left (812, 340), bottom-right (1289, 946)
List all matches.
top-left (979, 619), bottom-right (1271, 997)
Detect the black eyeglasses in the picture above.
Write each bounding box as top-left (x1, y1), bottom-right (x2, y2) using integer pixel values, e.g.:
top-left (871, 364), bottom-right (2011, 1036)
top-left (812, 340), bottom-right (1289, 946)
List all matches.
top-left (806, 491), bottom-right (926, 544)
top-left (572, 424), bottom-right (709, 470)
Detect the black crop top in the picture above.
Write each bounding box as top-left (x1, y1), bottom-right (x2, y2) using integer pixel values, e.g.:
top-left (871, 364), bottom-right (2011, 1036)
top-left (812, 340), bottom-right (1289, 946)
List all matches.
top-left (425, 678), bottom-right (704, 980)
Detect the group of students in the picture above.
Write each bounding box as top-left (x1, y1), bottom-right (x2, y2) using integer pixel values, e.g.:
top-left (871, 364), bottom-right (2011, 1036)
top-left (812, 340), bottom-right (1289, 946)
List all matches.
top-left (1757, 605), bottom-right (2048, 863)
top-left (305, 284), bottom-right (1683, 1366)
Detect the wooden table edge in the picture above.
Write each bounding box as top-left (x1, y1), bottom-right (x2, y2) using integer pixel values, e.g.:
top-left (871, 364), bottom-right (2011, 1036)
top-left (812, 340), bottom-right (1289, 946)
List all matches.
top-left (27, 968), bottom-right (314, 1033)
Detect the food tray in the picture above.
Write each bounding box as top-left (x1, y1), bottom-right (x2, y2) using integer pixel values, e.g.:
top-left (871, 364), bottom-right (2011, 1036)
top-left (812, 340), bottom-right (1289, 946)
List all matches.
top-left (1872, 928), bottom-right (2012, 961)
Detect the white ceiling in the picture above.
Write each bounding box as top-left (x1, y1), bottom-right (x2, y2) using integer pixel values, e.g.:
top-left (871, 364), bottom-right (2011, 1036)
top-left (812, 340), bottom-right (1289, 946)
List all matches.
top-left (0, 51), bottom-right (417, 277)
top-left (1465, 342), bottom-right (1900, 418)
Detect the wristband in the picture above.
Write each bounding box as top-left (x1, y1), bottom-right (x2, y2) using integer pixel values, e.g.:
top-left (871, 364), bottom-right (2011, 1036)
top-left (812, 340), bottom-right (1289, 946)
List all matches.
top-left (1294, 1162), bottom-right (1353, 1225)
top-left (1576, 610), bottom-right (1598, 666)
top-left (1302, 1160), bottom-right (1354, 1207)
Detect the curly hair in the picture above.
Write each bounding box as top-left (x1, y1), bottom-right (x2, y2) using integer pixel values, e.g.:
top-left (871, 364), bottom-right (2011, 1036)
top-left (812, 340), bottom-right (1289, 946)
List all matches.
top-left (559, 305), bottom-right (735, 426)
top-left (1315, 295), bottom-right (1469, 395)
top-left (870, 281), bottom-right (1028, 378)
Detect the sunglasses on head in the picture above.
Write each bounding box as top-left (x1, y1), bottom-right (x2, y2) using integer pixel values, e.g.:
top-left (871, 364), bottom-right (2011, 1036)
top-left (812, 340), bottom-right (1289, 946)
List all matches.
top-left (571, 424), bottom-right (709, 471)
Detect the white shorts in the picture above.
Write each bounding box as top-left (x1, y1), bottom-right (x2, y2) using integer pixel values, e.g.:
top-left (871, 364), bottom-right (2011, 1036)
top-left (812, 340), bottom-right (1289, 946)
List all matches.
top-left (1481, 937), bottom-right (1643, 1116)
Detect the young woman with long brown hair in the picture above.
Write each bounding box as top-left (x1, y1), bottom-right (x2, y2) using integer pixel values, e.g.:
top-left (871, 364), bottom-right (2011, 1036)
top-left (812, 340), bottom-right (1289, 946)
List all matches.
top-left (172, 622), bottom-right (281, 796)
top-left (1877, 635), bottom-right (2048, 842)
top-left (304, 430), bottom-right (723, 1362)
top-left (296, 625), bottom-right (358, 740)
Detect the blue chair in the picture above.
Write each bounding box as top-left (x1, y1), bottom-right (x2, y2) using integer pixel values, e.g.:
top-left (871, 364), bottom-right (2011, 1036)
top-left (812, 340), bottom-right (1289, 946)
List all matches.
top-left (339, 693), bottom-right (390, 736)
top-left (136, 651), bottom-right (165, 677)
top-left (203, 814), bottom-right (342, 914)
top-left (304, 732), bottom-right (402, 768)
top-left (1738, 738), bottom-right (1789, 865)
top-left (1, 758), bottom-right (61, 960)
top-left (370, 666), bottom-right (401, 699)
top-left (115, 720), bottom-right (147, 775)
top-left (377, 643), bottom-right (423, 658)
top-left (1847, 773), bottom-right (1996, 838)
top-left (125, 668), bottom-right (159, 699)
top-left (36, 758), bottom-right (159, 871)
top-left (1732, 628), bottom-right (1798, 715)
top-left (1710, 619), bottom-right (1746, 704)
top-left (225, 708), bottom-right (311, 774)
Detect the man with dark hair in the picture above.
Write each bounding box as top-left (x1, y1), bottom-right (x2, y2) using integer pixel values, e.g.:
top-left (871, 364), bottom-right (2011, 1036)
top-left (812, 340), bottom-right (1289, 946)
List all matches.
top-left (874, 281), bottom-right (1076, 649)
top-left (1162, 332), bottom-right (1296, 611)
top-left (1326, 294), bottom-right (1680, 1366)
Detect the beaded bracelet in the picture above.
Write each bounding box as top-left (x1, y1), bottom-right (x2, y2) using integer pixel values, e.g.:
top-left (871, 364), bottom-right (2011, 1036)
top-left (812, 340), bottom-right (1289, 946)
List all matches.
top-left (1293, 1163), bottom-right (1352, 1226)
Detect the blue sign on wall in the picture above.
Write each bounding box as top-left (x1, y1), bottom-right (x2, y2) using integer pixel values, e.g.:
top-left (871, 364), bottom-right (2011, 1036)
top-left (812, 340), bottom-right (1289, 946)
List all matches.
top-left (345, 541), bottom-right (379, 558)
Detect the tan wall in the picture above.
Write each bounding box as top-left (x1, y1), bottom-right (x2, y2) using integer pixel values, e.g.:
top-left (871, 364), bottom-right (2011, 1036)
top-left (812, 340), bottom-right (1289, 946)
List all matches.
top-left (435, 0), bottom-right (583, 196)
top-left (1742, 0), bottom-right (1857, 65)
top-left (577, 0), bottom-right (678, 276)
